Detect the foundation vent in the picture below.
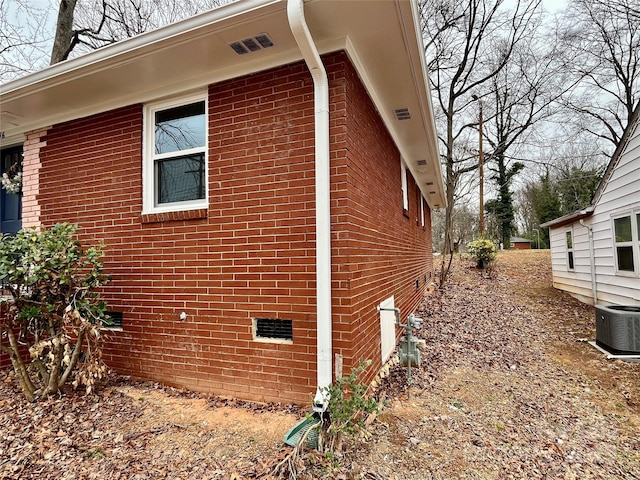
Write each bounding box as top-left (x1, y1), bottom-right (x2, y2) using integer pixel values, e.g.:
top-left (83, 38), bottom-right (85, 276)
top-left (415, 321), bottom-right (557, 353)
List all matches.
top-left (103, 311), bottom-right (123, 329)
top-left (255, 318), bottom-right (293, 341)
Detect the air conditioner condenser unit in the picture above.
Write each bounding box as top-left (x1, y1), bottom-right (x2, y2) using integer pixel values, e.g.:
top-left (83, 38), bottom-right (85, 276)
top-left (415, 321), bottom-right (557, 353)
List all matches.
top-left (595, 304), bottom-right (640, 355)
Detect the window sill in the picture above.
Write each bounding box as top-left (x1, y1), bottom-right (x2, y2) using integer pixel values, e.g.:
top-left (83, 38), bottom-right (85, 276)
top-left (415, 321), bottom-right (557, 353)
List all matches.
top-left (141, 208), bottom-right (208, 224)
top-left (615, 270), bottom-right (639, 278)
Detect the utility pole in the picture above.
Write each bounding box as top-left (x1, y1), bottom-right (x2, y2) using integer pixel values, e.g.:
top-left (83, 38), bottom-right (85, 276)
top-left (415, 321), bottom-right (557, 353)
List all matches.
top-left (473, 95), bottom-right (485, 236)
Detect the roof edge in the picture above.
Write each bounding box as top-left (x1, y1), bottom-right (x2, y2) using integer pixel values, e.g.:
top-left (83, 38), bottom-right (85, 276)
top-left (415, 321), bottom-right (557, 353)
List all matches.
top-left (591, 103), bottom-right (640, 206)
top-left (540, 206), bottom-right (594, 229)
top-left (1, 0), bottom-right (282, 98)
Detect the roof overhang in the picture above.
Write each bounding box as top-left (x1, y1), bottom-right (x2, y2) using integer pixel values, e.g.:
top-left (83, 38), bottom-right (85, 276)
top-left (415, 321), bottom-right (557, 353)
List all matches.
top-left (540, 206), bottom-right (594, 229)
top-left (0, 0), bottom-right (445, 208)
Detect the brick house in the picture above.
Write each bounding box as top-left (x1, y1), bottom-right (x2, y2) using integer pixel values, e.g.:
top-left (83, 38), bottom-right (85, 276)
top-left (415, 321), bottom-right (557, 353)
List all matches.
top-left (0, 0), bottom-right (445, 405)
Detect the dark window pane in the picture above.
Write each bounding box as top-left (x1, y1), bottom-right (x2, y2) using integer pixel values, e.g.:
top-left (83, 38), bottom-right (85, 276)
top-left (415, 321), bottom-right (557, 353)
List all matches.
top-left (155, 102), bottom-right (205, 154)
top-left (617, 246), bottom-right (634, 271)
top-left (568, 251), bottom-right (574, 270)
top-left (614, 216), bottom-right (632, 242)
top-left (566, 231), bottom-right (573, 249)
top-left (156, 154), bottom-right (205, 204)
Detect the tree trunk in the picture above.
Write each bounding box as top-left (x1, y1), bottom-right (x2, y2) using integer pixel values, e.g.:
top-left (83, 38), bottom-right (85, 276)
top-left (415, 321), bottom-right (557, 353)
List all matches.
top-left (439, 97), bottom-right (457, 287)
top-left (3, 325), bottom-right (35, 401)
top-left (50, 0), bottom-right (78, 65)
top-left (58, 328), bottom-right (86, 389)
top-left (43, 337), bottom-right (64, 397)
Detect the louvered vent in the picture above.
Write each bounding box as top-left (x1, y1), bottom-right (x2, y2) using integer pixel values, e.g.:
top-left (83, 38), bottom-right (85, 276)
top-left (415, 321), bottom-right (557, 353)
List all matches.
top-left (230, 33), bottom-right (274, 55)
top-left (255, 318), bottom-right (293, 341)
top-left (394, 108), bottom-right (411, 120)
top-left (416, 159), bottom-right (427, 166)
top-left (103, 311), bottom-right (123, 329)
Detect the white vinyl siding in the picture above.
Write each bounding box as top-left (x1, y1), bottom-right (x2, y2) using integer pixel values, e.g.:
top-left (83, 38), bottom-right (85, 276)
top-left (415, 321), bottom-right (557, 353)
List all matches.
top-left (547, 117), bottom-right (640, 306)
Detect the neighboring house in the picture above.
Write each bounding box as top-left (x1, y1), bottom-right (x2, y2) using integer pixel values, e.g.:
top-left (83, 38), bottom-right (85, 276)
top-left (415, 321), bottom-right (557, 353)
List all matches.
top-left (541, 105), bottom-right (640, 307)
top-left (0, 0), bottom-right (445, 405)
top-left (510, 237), bottom-right (531, 250)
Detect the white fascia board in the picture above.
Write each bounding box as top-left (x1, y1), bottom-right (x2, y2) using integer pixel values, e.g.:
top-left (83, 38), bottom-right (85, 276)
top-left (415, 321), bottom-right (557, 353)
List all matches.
top-left (1, 0), bottom-right (283, 98)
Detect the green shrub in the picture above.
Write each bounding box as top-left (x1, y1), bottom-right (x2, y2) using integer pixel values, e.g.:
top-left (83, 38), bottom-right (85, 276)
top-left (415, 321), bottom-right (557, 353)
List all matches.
top-left (466, 238), bottom-right (497, 268)
top-left (319, 360), bottom-right (380, 452)
top-left (0, 223), bottom-right (109, 401)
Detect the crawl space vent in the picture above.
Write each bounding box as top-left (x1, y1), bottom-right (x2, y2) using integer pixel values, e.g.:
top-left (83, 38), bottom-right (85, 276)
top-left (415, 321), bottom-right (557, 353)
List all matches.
top-left (255, 318), bottom-right (293, 341)
top-left (104, 311), bottom-right (123, 329)
top-left (229, 33), bottom-right (274, 55)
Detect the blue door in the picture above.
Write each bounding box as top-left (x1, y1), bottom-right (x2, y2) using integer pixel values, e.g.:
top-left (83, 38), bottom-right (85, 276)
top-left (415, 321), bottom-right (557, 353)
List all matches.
top-left (0, 146), bottom-right (22, 235)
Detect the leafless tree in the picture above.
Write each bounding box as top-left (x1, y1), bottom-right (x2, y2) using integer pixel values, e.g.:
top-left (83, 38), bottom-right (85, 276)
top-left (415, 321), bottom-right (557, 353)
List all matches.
top-left (481, 28), bottom-right (574, 249)
top-left (421, 0), bottom-right (542, 285)
top-left (49, 0), bottom-right (235, 64)
top-left (559, 0), bottom-right (640, 146)
top-left (0, 0), bottom-right (51, 81)
top-left (1, 0), bottom-right (237, 75)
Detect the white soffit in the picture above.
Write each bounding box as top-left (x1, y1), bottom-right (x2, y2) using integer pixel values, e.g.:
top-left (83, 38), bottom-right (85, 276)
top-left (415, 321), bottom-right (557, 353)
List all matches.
top-left (0, 0), bottom-right (445, 208)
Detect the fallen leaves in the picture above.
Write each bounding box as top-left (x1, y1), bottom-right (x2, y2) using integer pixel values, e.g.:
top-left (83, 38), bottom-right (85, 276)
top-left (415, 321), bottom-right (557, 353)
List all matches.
top-left (1, 251), bottom-right (640, 479)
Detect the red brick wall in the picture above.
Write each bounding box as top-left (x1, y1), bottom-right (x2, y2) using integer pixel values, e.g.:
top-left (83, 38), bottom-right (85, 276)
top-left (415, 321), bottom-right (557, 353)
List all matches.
top-left (330, 53), bottom-right (433, 381)
top-left (36, 51), bottom-right (434, 404)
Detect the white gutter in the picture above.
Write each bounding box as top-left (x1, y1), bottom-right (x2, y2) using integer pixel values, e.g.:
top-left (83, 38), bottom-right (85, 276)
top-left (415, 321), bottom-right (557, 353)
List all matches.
top-left (286, 0), bottom-right (332, 412)
top-left (1, 0), bottom-right (281, 97)
top-left (580, 219), bottom-right (598, 305)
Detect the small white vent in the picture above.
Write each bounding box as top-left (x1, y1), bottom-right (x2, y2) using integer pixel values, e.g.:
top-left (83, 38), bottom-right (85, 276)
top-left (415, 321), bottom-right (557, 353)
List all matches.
top-left (394, 108), bottom-right (411, 120)
top-left (230, 33), bottom-right (274, 55)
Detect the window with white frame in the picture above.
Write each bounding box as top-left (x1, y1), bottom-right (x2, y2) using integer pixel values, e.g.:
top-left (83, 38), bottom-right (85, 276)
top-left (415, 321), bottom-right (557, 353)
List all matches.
top-left (143, 92), bottom-right (207, 213)
top-left (420, 195), bottom-right (425, 227)
top-left (566, 229), bottom-right (574, 270)
top-left (613, 212), bottom-right (640, 274)
top-left (401, 160), bottom-right (408, 211)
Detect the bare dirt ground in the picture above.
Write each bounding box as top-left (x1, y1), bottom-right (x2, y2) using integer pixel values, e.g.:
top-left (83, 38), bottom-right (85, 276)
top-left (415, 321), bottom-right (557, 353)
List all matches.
top-left (2, 250), bottom-right (640, 479)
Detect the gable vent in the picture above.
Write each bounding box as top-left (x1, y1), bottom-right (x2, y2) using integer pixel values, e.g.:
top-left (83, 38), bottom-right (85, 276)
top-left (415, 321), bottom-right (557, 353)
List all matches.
top-left (394, 108), bottom-right (411, 120)
top-left (230, 33), bottom-right (274, 55)
top-left (416, 159), bottom-right (427, 166)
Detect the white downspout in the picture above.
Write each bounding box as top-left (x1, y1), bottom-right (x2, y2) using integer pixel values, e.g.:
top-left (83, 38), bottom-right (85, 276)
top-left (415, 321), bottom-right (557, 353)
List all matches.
top-left (287, 0), bottom-right (332, 412)
top-left (580, 219), bottom-right (598, 305)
